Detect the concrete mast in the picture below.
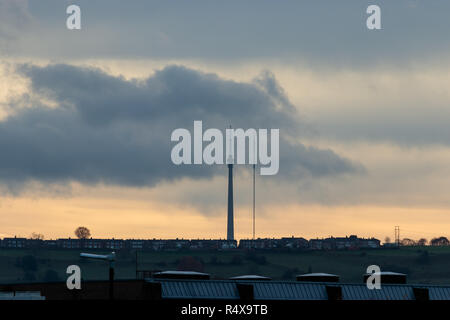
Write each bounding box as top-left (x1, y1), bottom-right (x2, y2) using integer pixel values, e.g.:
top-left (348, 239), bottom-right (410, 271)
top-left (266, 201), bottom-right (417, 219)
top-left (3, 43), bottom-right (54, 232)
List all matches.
top-left (226, 125), bottom-right (234, 241)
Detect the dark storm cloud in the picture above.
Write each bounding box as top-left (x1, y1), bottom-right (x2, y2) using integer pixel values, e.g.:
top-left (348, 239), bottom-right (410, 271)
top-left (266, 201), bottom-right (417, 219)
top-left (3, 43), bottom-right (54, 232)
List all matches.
top-left (21, 64), bottom-right (297, 130)
top-left (0, 64), bottom-right (360, 189)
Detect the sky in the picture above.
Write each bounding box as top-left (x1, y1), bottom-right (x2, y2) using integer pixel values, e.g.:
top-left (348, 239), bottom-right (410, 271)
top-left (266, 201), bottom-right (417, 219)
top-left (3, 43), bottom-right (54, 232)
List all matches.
top-left (1, 0), bottom-right (450, 241)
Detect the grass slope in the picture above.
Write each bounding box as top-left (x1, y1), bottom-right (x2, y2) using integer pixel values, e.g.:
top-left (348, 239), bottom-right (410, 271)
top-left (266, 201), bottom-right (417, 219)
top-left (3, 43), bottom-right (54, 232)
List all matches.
top-left (1, 247), bottom-right (449, 285)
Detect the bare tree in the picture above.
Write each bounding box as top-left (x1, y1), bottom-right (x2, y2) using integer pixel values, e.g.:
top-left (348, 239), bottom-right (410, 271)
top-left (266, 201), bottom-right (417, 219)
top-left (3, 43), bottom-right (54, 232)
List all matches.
top-left (74, 226), bottom-right (91, 239)
top-left (30, 232), bottom-right (44, 240)
top-left (400, 238), bottom-right (416, 246)
top-left (430, 236), bottom-right (449, 246)
top-left (417, 238), bottom-right (428, 246)
top-left (384, 236), bottom-right (391, 244)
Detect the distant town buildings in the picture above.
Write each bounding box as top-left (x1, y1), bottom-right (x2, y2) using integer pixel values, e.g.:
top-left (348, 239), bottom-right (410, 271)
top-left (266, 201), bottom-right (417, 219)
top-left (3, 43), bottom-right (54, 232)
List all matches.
top-left (0, 235), bottom-right (380, 251)
top-left (240, 237), bottom-right (310, 250)
top-left (309, 235), bottom-right (380, 250)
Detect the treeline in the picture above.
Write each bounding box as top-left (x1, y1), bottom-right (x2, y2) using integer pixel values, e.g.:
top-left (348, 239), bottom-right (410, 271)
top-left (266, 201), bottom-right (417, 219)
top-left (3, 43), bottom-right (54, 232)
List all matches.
top-left (397, 236), bottom-right (450, 246)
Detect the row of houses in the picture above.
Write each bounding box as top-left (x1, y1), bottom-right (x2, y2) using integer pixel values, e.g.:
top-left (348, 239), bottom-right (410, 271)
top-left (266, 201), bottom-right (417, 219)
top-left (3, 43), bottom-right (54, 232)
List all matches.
top-left (0, 237), bottom-right (238, 250)
top-left (0, 235), bottom-right (380, 250)
top-left (309, 235), bottom-right (380, 250)
top-left (240, 235), bottom-right (380, 250)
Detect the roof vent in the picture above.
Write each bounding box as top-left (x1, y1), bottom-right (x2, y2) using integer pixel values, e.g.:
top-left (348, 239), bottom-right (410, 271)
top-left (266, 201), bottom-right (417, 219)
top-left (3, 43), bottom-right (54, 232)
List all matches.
top-left (229, 275), bottom-right (272, 281)
top-left (152, 271), bottom-right (210, 280)
top-left (296, 273), bottom-right (339, 282)
top-left (363, 271), bottom-right (407, 284)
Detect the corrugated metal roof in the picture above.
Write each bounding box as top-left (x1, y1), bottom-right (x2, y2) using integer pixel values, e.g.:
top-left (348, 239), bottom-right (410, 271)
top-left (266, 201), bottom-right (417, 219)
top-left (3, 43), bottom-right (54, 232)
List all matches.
top-left (341, 283), bottom-right (414, 300)
top-left (149, 279), bottom-right (450, 300)
top-left (158, 279), bottom-right (239, 299)
top-left (417, 285), bottom-right (450, 300)
top-left (0, 291), bottom-right (45, 300)
top-left (253, 282), bottom-right (327, 300)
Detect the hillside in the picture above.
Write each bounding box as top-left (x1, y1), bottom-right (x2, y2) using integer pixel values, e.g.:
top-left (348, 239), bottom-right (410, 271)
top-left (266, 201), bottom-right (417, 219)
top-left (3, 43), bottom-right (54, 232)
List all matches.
top-left (1, 247), bottom-right (449, 285)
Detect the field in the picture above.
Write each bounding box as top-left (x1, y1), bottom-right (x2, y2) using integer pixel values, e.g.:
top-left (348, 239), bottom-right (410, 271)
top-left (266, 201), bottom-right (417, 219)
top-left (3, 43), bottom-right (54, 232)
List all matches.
top-left (1, 247), bottom-right (450, 285)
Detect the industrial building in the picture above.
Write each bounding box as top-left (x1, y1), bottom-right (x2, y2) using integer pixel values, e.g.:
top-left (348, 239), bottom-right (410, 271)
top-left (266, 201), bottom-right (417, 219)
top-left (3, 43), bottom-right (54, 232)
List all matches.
top-left (1, 271), bottom-right (449, 300)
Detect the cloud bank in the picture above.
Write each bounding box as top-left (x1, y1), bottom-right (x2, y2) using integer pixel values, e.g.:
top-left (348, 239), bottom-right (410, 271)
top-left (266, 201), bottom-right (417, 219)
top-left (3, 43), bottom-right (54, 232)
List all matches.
top-left (0, 64), bottom-right (360, 191)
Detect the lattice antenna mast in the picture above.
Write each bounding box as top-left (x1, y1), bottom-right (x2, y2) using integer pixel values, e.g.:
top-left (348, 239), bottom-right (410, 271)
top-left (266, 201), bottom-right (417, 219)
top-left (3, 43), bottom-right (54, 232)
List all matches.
top-left (395, 226), bottom-right (400, 247)
top-left (252, 137), bottom-right (256, 241)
